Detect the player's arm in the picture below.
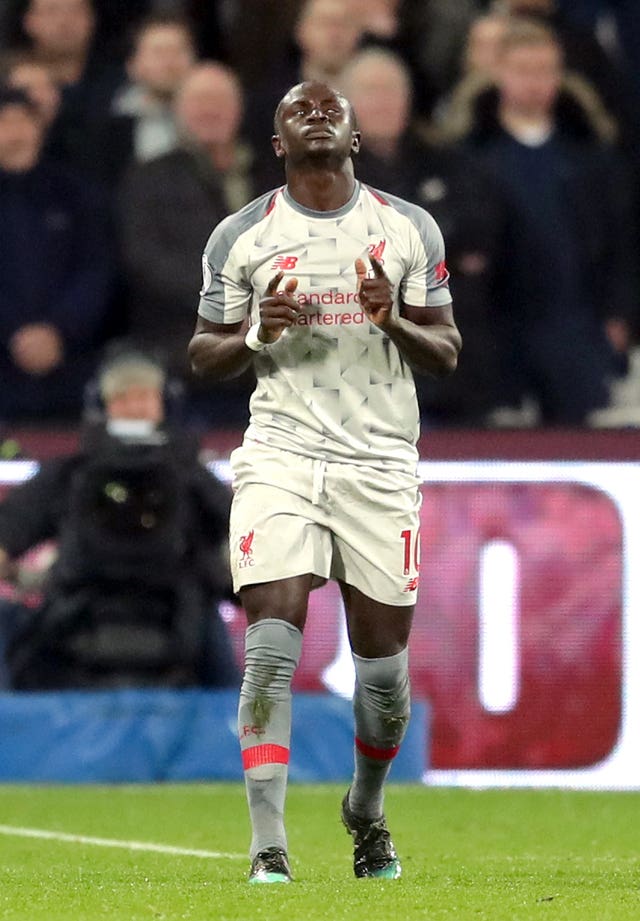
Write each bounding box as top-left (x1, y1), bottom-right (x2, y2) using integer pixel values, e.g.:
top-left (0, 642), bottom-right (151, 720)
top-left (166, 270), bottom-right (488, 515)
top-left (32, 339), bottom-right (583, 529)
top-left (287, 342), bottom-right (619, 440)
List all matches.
top-left (189, 272), bottom-right (300, 380)
top-left (188, 316), bottom-right (252, 380)
top-left (394, 299), bottom-right (460, 377)
top-left (357, 256), bottom-right (461, 377)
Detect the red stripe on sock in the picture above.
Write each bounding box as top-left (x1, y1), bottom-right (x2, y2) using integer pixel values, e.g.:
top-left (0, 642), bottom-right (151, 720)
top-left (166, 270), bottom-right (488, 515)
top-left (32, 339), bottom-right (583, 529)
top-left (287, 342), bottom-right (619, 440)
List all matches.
top-left (242, 744), bottom-right (290, 770)
top-left (355, 738), bottom-right (400, 761)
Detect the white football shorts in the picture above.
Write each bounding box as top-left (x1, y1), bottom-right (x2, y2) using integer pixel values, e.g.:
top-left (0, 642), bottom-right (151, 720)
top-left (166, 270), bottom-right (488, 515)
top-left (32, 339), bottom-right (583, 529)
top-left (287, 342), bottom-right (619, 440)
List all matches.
top-left (229, 441), bottom-right (422, 606)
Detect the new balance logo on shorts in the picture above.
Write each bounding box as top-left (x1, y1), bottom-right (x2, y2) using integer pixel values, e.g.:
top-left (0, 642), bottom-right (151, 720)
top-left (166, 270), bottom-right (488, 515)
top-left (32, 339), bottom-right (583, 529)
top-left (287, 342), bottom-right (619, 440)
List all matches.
top-left (404, 577), bottom-right (419, 592)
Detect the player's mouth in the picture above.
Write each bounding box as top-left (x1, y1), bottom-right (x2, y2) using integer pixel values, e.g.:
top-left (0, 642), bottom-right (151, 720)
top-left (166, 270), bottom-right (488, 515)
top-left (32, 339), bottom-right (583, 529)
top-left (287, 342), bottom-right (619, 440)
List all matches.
top-left (304, 129), bottom-right (334, 139)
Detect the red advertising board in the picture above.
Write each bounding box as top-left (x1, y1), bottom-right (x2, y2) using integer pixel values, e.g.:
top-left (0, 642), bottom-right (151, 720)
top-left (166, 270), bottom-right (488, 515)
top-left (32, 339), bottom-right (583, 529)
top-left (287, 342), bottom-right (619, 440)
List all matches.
top-left (2, 430), bottom-right (639, 787)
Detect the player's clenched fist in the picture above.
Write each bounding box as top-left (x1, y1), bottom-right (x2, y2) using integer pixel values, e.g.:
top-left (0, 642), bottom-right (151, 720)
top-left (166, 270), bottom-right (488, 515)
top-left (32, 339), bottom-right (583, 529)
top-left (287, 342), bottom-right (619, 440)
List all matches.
top-left (257, 271), bottom-right (300, 343)
top-left (355, 256), bottom-right (394, 330)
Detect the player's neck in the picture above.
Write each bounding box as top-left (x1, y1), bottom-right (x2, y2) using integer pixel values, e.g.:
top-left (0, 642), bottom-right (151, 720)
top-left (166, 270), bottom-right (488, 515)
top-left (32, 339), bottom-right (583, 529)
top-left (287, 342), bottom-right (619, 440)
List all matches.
top-left (285, 165), bottom-right (356, 212)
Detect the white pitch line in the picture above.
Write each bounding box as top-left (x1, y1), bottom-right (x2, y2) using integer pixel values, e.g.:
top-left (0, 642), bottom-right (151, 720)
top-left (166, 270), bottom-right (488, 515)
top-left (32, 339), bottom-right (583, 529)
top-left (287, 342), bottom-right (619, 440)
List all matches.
top-left (0, 825), bottom-right (245, 860)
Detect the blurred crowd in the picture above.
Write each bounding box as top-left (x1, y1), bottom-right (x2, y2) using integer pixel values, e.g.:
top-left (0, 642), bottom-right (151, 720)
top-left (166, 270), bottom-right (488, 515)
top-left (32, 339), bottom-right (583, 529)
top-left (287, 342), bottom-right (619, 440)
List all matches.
top-left (1, 0), bottom-right (640, 430)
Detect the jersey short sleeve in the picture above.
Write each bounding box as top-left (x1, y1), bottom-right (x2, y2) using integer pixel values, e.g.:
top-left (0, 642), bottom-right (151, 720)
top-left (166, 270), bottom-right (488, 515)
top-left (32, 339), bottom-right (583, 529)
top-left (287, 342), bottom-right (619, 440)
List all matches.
top-left (198, 190), bottom-right (278, 325)
top-left (383, 193), bottom-right (452, 309)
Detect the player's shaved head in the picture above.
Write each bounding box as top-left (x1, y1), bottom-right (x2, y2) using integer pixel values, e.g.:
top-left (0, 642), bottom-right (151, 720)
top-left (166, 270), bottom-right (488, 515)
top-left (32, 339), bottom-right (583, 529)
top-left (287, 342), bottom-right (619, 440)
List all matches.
top-left (274, 81), bottom-right (356, 134)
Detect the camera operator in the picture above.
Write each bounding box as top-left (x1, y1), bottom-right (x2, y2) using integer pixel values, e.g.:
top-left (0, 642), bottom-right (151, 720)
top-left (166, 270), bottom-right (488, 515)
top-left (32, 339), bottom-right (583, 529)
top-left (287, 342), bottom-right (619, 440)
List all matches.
top-left (0, 348), bottom-right (239, 690)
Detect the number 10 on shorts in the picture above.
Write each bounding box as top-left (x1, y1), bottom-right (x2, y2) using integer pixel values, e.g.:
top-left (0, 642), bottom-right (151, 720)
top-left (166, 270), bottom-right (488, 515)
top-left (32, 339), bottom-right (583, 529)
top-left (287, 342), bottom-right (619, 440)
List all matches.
top-left (400, 529), bottom-right (420, 575)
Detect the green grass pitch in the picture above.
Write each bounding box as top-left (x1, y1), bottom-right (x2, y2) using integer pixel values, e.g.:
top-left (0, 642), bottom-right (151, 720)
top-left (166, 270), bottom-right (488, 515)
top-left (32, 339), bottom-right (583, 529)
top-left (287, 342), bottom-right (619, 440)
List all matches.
top-left (0, 784), bottom-right (638, 920)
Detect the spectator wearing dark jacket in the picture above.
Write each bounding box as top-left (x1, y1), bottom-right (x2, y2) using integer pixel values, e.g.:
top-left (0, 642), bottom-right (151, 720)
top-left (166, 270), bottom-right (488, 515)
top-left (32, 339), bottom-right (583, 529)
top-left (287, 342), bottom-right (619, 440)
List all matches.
top-left (16, 0), bottom-right (123, 177)
top-left (343, 48), bottom-right (507, 426)
top-left (92, 12), bottom-right (198, 189)
top-left (444, 18), bottom-right (637, 425)
top-left (118, 62), bottom-right (276, 426)
top-left (496, 0), bottom-right (640, 152)
top-left (0, 87), bottom-right (114, 422)
top-left (241, 0), bottom-right (365, 163)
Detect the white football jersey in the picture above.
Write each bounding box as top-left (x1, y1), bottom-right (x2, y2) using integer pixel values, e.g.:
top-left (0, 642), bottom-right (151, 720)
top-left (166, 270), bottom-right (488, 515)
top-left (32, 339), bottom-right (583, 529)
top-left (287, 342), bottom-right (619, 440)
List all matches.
top-left (198, 182), bottom-right (451, 469)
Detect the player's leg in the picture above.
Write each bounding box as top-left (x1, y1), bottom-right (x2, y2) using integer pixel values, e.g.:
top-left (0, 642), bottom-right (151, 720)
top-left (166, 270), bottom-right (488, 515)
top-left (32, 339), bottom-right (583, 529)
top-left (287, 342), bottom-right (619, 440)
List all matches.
top-left (339, 584), bottom-right (412, 877)
top-left (229, 443), bottom-right (332, 881)
top-left (238, 576), bottom-right (312, 883)
top-left (342, 585), bottom-right (413, 819)
top-left (326, 461), bottom-right (419, 877)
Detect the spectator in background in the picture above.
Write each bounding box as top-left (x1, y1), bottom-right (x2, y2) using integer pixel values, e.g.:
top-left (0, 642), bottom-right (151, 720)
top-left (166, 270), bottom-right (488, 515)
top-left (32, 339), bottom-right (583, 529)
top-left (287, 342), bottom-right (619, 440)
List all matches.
top-left (0, 49), bottom-right (76, 164)
top-left (294, 0), bottom-right (363, 85)
top-left (397, 0), bottom-right (480, 118)
top-left (242, 0), bottom-right (365, 159)
top-left (3, 0), bottom-right (154, 62)
top-left (1, 49), bottom-right (60, 125)
top-left (0, 346), bottom-right (239, 690)
top-left (0, 87), bottom-right (114, 423)
top-left (463, 11), bottom-right (511, 81)
top-left (118, 62), bottom-right (271, 426)
top-left (343, 48), bottom-right (505, 425)
top-left (448, 19), bottom-right (637, 425)
top-left (492, 0), bottom-right (640, 152)
top-left (92, 12), bottom-right (197, 188)
top-left (431, 12), bottom-right (511, 148)
top-left (17, 0), bottom-right (123, 175)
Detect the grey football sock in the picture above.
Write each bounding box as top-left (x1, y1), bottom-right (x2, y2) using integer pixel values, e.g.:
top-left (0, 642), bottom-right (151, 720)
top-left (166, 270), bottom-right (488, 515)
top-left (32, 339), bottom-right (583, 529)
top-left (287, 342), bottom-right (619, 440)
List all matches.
top-left (238, 618), bottom-right (302, 858)
top-left (349, 647), bottom-right (411, 820)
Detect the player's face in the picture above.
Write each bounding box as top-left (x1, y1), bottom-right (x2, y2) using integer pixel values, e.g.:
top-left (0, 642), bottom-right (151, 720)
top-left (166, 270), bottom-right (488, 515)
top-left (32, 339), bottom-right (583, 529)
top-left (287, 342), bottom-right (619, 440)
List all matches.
top-left (273, 83), bottom-right (360, 165)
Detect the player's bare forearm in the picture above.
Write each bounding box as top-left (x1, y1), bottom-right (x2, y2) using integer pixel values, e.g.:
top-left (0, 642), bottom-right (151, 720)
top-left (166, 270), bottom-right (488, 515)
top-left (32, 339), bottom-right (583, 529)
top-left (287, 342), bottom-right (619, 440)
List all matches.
top-left (357, 257), bottom-right (461, 377)
top-left (188, 318), bottom-right (253, 380)
top-left (385, 313), bottom-right (462, 377)
top-left (190, 274), bottom-right (301, 379)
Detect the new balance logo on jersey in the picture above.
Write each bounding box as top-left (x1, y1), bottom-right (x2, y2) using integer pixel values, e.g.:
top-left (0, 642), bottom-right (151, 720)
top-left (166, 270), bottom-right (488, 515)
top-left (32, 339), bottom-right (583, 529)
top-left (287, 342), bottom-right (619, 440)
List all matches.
top-left (367, 240), bottom-right (386, 263)
top-left (239, 530), bottom-right (255, 567)
top-left (271, 255), bottom-right (299, 270)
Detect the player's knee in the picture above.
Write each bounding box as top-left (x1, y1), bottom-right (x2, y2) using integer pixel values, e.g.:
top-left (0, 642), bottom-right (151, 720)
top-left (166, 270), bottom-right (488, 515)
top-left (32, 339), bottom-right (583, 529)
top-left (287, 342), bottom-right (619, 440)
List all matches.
top-left (241, 617), bottom-right (302, 699)
top-left (354, 648), bottom-right (411, 720)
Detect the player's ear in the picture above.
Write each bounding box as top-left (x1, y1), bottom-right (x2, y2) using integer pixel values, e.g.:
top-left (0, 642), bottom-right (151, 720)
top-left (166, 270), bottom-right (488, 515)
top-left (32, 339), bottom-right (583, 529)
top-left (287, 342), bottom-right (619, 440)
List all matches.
top-left (272, 134), bottom-right (285, 158)
top-left (351, 131), bottom-right (361, 155)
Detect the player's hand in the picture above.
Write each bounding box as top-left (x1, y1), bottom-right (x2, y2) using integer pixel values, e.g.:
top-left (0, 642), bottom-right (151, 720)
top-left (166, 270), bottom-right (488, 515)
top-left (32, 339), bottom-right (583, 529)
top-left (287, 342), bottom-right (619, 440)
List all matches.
top-left (257, 272), bottom-right (300, 344)
top-left (355, 256), bottom-right (395, 330)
